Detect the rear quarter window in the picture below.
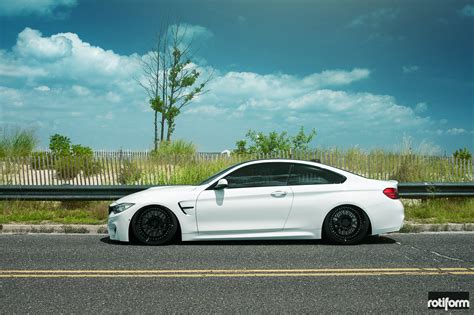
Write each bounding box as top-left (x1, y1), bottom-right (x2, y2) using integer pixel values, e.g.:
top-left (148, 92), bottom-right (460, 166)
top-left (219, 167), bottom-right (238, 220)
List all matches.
top-left (288, 164), bottom-right (346, 185)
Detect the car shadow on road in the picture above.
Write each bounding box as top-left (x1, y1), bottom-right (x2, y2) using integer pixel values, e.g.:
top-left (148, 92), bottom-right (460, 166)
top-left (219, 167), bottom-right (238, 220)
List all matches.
top-left (100, 235), bottom-right (396, 246)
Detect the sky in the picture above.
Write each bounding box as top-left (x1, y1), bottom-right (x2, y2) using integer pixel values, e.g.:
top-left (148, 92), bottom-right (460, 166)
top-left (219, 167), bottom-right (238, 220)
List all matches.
top-left (0, 0), bottom-right (473, 154)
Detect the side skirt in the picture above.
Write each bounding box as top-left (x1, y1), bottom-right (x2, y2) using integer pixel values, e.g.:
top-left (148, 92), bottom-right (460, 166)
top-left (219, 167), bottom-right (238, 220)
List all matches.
top-left (181, 229), bottom-right (321, 241)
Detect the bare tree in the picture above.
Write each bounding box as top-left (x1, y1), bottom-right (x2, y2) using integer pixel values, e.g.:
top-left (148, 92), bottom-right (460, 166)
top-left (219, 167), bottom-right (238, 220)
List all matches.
top-left (138, 23), bottom-right (212, 149)
top-left (138, 23), bottom-right (167, 150)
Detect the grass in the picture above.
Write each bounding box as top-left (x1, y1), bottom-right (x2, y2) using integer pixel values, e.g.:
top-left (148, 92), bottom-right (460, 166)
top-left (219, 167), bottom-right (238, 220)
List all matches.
top-left (403, 198), bottom-right (474, 224)
top-left (0, 200), bottom-right (109, 225)
top-left (0, 128), bottom-right (37, 158)
top-left (151, 139), bottom-right (197, 156)
top-left (0, 198), bottom-right (472, 225)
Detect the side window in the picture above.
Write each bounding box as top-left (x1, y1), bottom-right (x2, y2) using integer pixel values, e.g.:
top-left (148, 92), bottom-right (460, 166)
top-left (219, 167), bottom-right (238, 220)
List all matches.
top-left (288, 164), bottom-right (345, 185)
top-left (225, 163), bottom-right (291, 188)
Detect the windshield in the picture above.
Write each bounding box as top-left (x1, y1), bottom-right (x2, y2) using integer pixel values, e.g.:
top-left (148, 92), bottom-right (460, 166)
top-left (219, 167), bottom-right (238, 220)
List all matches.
top-left (198, 161), bottom-right (247, 185)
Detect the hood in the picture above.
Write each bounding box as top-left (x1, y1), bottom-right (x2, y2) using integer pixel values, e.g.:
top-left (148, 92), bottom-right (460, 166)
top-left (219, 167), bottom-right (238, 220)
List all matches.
top-left (112, 185), bottom-right (197, 205)
top-left (147, 185), bottom-right (196, 192)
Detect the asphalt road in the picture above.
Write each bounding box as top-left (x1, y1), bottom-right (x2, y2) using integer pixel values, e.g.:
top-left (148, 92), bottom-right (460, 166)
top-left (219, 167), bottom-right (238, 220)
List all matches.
top-left (0, 233), bottom-right (473, 313)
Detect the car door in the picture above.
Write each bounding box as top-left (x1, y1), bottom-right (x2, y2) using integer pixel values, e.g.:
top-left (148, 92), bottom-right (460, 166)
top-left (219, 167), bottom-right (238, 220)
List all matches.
top-left (196, 162), bottom-right (294, 234)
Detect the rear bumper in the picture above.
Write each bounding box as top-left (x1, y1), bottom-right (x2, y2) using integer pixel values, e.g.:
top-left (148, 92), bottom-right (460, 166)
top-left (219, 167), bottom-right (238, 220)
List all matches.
top-left (369, 200), bottom-right (404, 235)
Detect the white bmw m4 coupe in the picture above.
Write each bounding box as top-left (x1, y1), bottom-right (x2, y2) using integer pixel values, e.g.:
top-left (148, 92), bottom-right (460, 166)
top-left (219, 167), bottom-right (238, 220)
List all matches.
top-left (108, 159), bottom-right (404, 245)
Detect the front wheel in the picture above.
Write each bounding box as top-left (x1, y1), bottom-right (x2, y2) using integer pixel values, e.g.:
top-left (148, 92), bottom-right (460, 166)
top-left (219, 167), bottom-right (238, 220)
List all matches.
top-left (323, 206), bottom-right (369, 245)
top-left (131, 206), bottom-right (178, 245)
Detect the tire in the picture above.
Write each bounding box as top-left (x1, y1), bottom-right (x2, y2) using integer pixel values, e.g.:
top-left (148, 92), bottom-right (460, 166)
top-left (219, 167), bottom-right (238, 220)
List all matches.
top-left (131, 206), bottom-right (178, 245)
top-left (323, 205), bottom-right (369, 245)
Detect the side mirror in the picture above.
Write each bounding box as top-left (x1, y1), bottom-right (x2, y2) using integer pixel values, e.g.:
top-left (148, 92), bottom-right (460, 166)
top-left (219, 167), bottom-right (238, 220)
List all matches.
top-left (214, 178), bottom-right (228, 190)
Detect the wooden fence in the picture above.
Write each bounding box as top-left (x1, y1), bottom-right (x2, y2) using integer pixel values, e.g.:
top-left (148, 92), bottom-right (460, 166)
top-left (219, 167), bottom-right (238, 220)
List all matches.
top-left (0, 151), bottom-right (472, 186)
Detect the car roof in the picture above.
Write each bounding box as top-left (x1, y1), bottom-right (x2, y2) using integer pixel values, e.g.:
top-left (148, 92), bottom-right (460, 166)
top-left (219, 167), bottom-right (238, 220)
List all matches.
top-left (232, 158), bottom-right (358, 179)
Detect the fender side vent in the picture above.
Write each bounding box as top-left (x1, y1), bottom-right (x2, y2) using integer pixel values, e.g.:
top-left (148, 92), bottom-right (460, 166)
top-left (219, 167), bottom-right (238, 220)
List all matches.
top-left (178, 201), bottom-right (194, 214)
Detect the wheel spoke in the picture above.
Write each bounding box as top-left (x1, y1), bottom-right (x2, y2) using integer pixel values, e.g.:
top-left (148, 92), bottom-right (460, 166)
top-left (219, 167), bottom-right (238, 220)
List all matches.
top-left (138, 208), bottom-right (173, 241)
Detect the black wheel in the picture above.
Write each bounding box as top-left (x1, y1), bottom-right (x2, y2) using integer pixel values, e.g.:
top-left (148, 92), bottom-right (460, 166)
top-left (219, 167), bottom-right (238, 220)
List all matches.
top-left (131, 206), bottom-right (178, 245)
top-left (323, 206), bottom-right (369, 245)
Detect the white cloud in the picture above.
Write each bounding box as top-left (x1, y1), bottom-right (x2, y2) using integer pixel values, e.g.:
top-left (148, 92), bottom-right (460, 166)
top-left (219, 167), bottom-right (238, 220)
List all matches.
top-left (105, 92), bottom-right (121, 103)
top-left (284, 90), bottom-right (428, 128)
top-left (168, 24), bottom-right (214, 45)
top-left (460, 4), bottom-right (474, 17)
top-left (0, 0), bottom-right (76, 16)
top-left (6, 27), bottom-right (142, 88)
top-left (72, 85), bottom-right (91, 96)
top-left (418, 140), bottom-right (443, 156)
top-left (14, 28), bottom-right (73, 60)
top-left (0, 86), bottom-right (24, 107)
top-left (0, 50), bottom-right (48, 77)
top-left (302, 68), bottom-right (370, 87)
top-left (185, 105), bottom-right (228, 117)
top-left (0, 62), bottom-right (46, 77)
top-left (34, 85), bottom-right (50, 92)
top-left (402, 65), bottom-right (419, 73)
top-left (446, 128), bottom-right (466, 135)
top-left (195, 69), bottom-right (431, 141)
top-left (414, 102), bottom-right (427, 113)
top-left (204, 68), bottom-right (369, 104)
top-left (349, 8), bottom-right (398, 27)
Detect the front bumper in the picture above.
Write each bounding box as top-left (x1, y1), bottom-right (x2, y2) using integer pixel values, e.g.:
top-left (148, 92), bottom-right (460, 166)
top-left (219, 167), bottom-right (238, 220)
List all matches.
top-left (107, 205), bottom-right (138, 242)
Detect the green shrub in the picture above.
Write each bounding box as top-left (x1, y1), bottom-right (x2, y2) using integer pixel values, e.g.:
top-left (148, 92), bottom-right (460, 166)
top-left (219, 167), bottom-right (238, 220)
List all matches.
top-left (71, 144), bottom-right (93, 157)
top-left (81, 158), bottom-right (103, 177)
top-left (234, 127), bottom-right (316, 154)
top-left (48, 136), bottom-right (102, 178)
top-left (234, 140), bottom-right (247, 154)
top-left (118, 160), bottom-right (142, 184)
top-left (54, 156), bottom-right (81, 180)
top-left (0, 128), bottom-right (37, 158)
top-left (49, 134), bottom-right (71, 156)
top-left (151, 140), bottom-right (197, 157)
top-left (392, 155), bottom-right (423, 182)
top-left (453, 148), bottom-right (472, 161)
top-left (72, 146), bottom-right (101, 176)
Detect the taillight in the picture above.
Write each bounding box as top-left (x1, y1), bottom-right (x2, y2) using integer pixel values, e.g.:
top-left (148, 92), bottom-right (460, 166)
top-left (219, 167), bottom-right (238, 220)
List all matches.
top-left (383, 187), bottom-right (399, 199)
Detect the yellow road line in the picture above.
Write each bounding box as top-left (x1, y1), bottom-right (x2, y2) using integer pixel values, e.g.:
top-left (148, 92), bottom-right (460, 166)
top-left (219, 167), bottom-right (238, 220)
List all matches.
top-left (1, 267), bottom-right (472, 274)
top-left (1, 272), bottom-right (474, 278)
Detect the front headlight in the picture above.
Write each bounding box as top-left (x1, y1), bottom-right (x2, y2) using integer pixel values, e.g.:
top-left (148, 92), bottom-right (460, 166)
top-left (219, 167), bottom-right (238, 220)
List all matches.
top-left (109, 203), bottom-right (135, 214)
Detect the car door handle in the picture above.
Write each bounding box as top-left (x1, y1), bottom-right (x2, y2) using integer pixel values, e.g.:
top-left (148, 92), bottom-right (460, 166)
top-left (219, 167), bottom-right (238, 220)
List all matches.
top-left (271, 191), bottom-right (287, 197)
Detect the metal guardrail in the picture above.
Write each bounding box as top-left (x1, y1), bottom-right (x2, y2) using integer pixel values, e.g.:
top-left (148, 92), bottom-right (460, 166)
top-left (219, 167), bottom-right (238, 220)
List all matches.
top-left (0, 185), bottom-right (151, 201)
top-left (398, 182), bottom-right (474, 198)
top-left (0, 183), bottom-right (473, 200)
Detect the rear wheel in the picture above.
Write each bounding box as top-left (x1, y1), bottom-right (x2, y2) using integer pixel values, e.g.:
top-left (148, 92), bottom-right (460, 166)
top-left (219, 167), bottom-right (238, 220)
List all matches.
top-left (323, 206), bottom-right (369, 245)
top-left (131, 206), bottom-right (178, 245)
